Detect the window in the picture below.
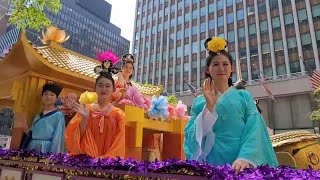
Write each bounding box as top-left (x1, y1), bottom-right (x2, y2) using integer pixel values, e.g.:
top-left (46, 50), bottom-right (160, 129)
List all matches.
top-left (177, 30), bottom-right (182, 40)
top-left (217, 0), bottom-right (223, 10)
top-left (258, 2), bottom-right (266, 14)
top-left (249, 24), bottom-right (256, 38)
top-left (260, 20), bottom-right (268, 33)
top-left (227, 0), bottom-right (233, 7)
top-left (272, 17), bottom-right (281, 32)
top-left (247, 6), bottom-right (254, 16)
top-left (177, 46), bottom-right (182, 58)
top-left (192, 26), bottom-right (197, 35)
top-left (298, 9), bottom-right (308, 24)
top-left (209, 3), bottom-right (215, 13)
top-left (192, 42), bottom-right (198, 53)
top-left (270, 0), bottom-right (278, 10)
top-left (316, 30), bottom-right (320, 46)
top-left (184, 28), bottom-right (190, 38)
top-left (284, 13), bottom-right (294, 28)
top-left (200, 7), bottom-right (206, 16)
top-left (227, 13), bottom-right (234, 24)
top-left (185, 13), bottom-right (191, 22)
top-left (218, 16), bottom-right (224, 27)
top-left (209, 19), bottom-right (215, 30)
top-left (274, 40), bottom-right (283, 51)
top-left (287, 36), bottom-right (297, 53)
top-left (262, 43), bottom-right (270, 54)
top-left (282, 0), bottom-right (291, 7)
top-left (301, 33), bottom-right (312, 51)
top-left (238, 27), bottom-right (245, 40)
top-left (228, 30), bottom-right (235, 42)
top-left (312, 4), bottom-right (320, 21)
top-left (290, 61), bottom-right (300, 73)
top-left (192, 10), bottom-right (198, 20)
top-left (184, 44), bottom-right (190, 55)
top-left (200, 22), bottom-right (206, 33)
top-left (277, 64), bottom-right (286, 75)
top-left (237, 9), bottom-right (244, 20)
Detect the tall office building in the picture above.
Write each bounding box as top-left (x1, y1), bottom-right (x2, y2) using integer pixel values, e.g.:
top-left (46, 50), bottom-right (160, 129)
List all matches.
top-left (132, 0), bottom-right (320, 132)
top-left (1, 0), bottom-right (130, 59)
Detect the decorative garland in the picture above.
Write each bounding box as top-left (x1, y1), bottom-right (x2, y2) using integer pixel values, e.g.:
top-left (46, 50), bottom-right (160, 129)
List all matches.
top-left (0, 149), bottom-right (319, 179)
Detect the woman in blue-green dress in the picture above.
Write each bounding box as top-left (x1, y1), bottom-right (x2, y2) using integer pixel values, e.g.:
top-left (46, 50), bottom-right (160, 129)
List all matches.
top-left (183, 37), bottom-right (278, 173)
top-left (21, 82), bottom-right (65, 154)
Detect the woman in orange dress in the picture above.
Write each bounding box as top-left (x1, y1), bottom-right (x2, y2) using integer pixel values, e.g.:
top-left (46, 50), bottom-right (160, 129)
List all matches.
top-left (65, 58), bottom-right (125, 158)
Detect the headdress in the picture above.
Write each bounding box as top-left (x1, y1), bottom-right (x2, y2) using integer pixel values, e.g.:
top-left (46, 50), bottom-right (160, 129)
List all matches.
top-left (42, 82), bottom-right (62, 97)
top-left (204, 36), bottom-right (228, 55)
top-left (94, 50), bottom-right (120, 75)
top-left (122, 53), bottom-right (135, 64)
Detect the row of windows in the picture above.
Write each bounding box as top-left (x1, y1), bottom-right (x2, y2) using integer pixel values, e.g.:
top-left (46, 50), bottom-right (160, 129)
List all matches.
top-left (135, 29), bottom-right (320, 88)
top-left (135, 4), bottom-right (320, 42)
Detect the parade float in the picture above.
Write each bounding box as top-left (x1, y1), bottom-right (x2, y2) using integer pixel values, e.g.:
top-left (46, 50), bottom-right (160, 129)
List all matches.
top-left (0, 27), bottom-right (319, 179)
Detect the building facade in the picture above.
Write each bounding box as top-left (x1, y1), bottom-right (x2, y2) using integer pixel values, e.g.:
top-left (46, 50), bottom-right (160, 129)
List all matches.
top-left (132, 0), bottom-right (320, 132)
top-left (24, 0), bottom-right (130, 59)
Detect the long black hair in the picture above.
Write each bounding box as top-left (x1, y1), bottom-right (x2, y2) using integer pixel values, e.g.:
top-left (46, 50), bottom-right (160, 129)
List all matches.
top-left (95, 72), bottom-right (115, 88)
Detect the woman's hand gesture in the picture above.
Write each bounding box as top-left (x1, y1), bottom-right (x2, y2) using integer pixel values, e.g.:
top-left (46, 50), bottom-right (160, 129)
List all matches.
top-left (202, 78), bottom-right (218, 113)
top-left (71, 101), bottom-right (89, 120)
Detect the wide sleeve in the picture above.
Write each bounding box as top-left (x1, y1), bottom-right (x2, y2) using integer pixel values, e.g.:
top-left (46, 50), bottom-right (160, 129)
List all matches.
top-left (183, 96), bottom-right (218, 161)
top-left (236, 91), bottom-right (278, 167)
top-left (99, 108), bottom-right (125, 158)
top-left (65, 112), bottom-right (84, 155)
top-left (50, 112), bottom-right (66, 153)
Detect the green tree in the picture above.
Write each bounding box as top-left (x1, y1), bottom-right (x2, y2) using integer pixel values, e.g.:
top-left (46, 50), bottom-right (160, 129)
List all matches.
top-left (7, 0), bottom-right (62, 31)
top-left (310, 88), bottom-right (320, 132)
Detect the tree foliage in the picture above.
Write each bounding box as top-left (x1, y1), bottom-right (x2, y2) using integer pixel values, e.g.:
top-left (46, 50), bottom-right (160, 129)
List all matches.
top-left (7, 0), bottom-right (62, 31)
top-left (310, 88), bottom-right (320, 121)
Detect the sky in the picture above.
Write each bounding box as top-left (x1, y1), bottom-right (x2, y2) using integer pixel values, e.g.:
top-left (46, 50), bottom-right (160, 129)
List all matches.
top-left (106, 0), bottom-right (136, 52)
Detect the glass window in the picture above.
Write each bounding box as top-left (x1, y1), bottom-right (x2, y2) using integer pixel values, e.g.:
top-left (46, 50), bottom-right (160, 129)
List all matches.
top-left (217, 0), bottom-right (223, 10)
top-left (200, 22), bottom-right (206, 33)
top-left (236, 0), bottom-right (242, 3)
top-left (312, 4), bottom-right (320, 18)
top-left (227, 0), bottom-right (233, 7)
top-left (209, 3), bottom-right (215, 13)
top-left (258, 2), bottom-right (266, 14)
top-left (277, 64), bottom-right (286, 75)
top-left (287, 36), bottom-right (297, 49)
top-left (301, 33), bottom-right (311, 45)
top-left (192, 42), bottom-right (198, 53)
top-left (218, 16), bottom-right (224, 27)
top-left (249, 24), bottom-right (256, 35)
top-left (262, 43), bottom-right (270, 54)
top-left (228, 30), bottom-right (235, 42)
top-left (282, 0), bottom-right (291, 7)
top-left (192, 9), bottom-right (198, 19)
top-left (247, 6), bottom-right (254, 16)
top-left (284, 13), bottom-right (294, 25)
top-left (177, 30), bottom-right (182, 40)
top-left (209, 19), bottom-right (215, 30)
top-left (227, 13), bottom-right (234, 24)
top-left (178, 16), bottom-right (183, 25)
top-left (272, 17), bottom-right (281, 31)
top-left (200, 7), bottom-right (206, 16)
top-left (260, 20), bottom-right (268, 32)
top-left (184, 28), bottom-right (190, 38)
top-left (192, 26), bottom-right (197, 35)
top-left (274, 40), bottom-right (283, 51)
top-left (185, 13), bottom-right (191, 22)
top-left (177, 46), bottom-right (182, 57)
top-left (237, 9), bottom-right (244, 20)
top-left (270, 0), bottom-right (278, 10)
top-left (298, 9), bottom-right (308, 23)
top-left (184, 44), bottom-right (190, 55)
top-left (238, 27), bottom-right (245, 39)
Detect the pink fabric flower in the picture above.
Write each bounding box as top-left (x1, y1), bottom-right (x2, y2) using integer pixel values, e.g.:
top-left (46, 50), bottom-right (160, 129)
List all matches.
top-left (123, 86), bottom-right (146, 109)
top-left (143, 96), bottom-right (151, 111)
top-left (118, 99), bottom-right (135, 106)
top-left (168, 105), bottom-right (175, 118)
top-left (171, 101), bottom-right (190, 120)
top-left (96, 50), bottom-right (120, 64)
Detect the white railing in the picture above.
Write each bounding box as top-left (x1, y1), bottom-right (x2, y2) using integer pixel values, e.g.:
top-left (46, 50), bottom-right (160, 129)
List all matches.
top-left (0, 27), bottom-right (20, 57)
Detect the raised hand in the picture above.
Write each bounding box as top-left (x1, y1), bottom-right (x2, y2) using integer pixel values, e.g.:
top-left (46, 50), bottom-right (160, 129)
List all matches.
top-left (202, 78), bottom-right (218, 113)
top-left (71, 100), bottom-right (89, 120)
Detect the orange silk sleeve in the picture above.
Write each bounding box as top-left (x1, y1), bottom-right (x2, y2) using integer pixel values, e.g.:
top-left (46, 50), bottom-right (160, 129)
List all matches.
top-left (99, 108), bottom-right (125, 158)
top-left (65, 113), bottom-right (84, 155)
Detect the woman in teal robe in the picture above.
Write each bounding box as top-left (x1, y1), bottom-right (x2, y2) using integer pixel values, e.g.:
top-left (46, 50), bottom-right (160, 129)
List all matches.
top-left (21, 82), bottom-right (65, 154)
top-left (184, 37), bottom-right (278, 173)
top-left (27, 110), bottom-right (65, 153)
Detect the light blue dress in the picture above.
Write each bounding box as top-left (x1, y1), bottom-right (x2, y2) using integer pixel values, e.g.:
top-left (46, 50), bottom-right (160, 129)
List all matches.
top-left (28, 110), bottom-right (65, 154)
top-left (184, 87), bottom-right (278, 167)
